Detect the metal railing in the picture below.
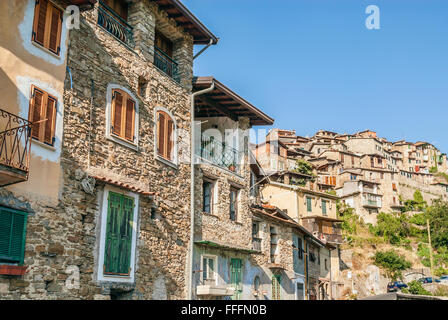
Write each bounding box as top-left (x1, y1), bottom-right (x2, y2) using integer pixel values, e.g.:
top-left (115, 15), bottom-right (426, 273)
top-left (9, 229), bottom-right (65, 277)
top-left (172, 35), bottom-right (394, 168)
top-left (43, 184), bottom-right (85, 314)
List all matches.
top-left (363, 199), bottom-right (381, 207)
top-left (154, 46), bottom-right (180, 83)
top-left (0, 109), bottom-right (33, 176)
top-left (97, 1), bottom-right (135, 48)
top-left (252, 237), bottom-right (262, 252)
top-left (199, 136), bottom-right (241, 174)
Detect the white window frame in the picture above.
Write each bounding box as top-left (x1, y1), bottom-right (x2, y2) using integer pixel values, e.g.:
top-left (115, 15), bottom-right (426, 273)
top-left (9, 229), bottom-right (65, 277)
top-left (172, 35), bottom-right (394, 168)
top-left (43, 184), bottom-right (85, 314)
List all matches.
top-left (154, 106), bottom-right (178, 168)
top-left (105, 83), bottom-right (139, 151)
top-left (97, 185), bottom-right (139, 283)
top-left (201, 254), bottom-right (218, 285)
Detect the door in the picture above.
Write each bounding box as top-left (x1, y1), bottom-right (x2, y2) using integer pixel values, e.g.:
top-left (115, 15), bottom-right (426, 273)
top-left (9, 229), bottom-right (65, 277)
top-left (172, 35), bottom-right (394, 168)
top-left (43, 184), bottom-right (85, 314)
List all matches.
top-left (272, 274), bottom-right (281, 300)
top-left (295, 281), bottom-right (305, 300)
top-left (230, 258), bottom-right (242, 300)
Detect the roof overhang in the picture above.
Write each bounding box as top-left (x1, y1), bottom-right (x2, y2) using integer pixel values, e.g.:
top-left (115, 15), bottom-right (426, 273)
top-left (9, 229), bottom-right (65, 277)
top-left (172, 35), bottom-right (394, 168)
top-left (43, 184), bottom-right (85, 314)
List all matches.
top-left (193, 77), bottom-right (274, 126)
top-left (195, 240), bottom-right (257, 254)
top-left (301, 215), bottom-right (343, 223)
top-left (151, 0), bottom-right (218, 45)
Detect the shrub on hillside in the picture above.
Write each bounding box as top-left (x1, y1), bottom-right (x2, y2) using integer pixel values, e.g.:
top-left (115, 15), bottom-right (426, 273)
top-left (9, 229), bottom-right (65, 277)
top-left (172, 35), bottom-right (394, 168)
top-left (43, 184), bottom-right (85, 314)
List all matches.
top-left (374, 250), bottom-right (411, 280)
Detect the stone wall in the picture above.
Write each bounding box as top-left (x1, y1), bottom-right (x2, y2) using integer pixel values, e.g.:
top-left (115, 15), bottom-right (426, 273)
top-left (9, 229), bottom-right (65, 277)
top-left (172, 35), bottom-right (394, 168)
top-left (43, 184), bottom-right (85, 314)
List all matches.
top-left (1, 1), bottom-right (194, 300)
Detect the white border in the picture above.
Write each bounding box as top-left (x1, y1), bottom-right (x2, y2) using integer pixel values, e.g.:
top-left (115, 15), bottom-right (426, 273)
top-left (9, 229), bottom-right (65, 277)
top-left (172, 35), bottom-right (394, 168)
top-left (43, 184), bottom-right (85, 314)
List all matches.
top-left (200, 254), bottom-right (218, 285)
top-left (105, 84), bottom-right (140, 151)
top-left (16, 76), bottom-right (63, 163)
top-left (154, 106), bottom-right (178, 167)
top-left (97, 185), bottom-right (139, 283)
top-left (18, 0), bottom-right (69, 66)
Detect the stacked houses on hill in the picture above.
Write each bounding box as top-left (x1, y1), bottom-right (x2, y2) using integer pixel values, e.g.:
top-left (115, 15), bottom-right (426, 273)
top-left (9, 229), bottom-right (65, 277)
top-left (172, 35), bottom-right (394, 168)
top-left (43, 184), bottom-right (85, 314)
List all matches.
top-left (0, 0), bottom-right (344, 300)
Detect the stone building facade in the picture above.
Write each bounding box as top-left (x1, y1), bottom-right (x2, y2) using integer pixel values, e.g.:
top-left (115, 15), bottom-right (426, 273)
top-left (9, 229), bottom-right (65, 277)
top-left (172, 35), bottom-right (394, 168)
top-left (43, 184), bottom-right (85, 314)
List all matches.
top-left (0, 0), bottom-right (218, 300)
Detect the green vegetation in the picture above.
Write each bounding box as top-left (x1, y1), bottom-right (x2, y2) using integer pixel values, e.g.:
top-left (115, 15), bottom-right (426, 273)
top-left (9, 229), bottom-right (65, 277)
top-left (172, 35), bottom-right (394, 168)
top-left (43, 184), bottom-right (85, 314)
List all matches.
top-left (401, 280), bottom-right (432, 296)
top-left (404, 190), bottom-right (427, 212)
top-left (369, 212), bottom-right (412, 246)
top-left (436, 172), bottom-right (448, 183)
top-left (429, 166), bottom-right (438, 174)
top-left (293, 159), bottom-right (315, 177)
top-left (374, 250), bottom-right (411, 280)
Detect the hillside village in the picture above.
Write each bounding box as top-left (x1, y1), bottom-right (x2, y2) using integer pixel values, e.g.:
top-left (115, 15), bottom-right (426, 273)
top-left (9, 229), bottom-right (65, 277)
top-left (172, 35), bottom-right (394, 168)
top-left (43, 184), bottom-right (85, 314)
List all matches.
top-left (0, 0), bottom-right (447, 301)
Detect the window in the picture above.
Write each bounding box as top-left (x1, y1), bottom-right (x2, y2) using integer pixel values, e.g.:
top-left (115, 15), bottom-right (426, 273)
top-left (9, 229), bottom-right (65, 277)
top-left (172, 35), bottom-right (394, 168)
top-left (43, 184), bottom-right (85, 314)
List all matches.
top-left (155, 30), bottom-right (174, 58)
top-left (325, 259), bottom-right (328, 270)
top-left (202, 179), bottom-right (215, 214)
top-left (156, 110), bottom-right (175, 161)
top-left (202, 255), bottom-right (217, 285)
top-left (392, 183), bottom-right (397, 191)
top-left (318, 248), bottom-right (321, 265)
top-left (0, 207), bottom-right (28, 265)
top-left (321, 200), bottom-right (327, 216)
top-left (102, 0), bottom-right (129, 21)
top-left (29, 86), bottom-right (57, 146)
top-left (103, 192), bottom-right (135, 276)
top-left (253, 275), bottom-right (261, 292)
top-left (32, 0), bottom-right (63, 55)
top-left (270, 226), bottom-right (278, 263)
top-left (111, 89), bottom-right (136, 142)
top-left (229, 187), bottom-right (239, 221)
top-left (306, 197), bottom-right (312, 212)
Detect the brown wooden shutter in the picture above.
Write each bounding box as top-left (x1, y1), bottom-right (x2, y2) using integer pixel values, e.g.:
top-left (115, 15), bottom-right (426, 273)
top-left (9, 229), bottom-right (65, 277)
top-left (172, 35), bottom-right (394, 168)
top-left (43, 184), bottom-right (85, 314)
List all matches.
top-left (167, 119), bottom-right (174, 160)
top-left (112, 91), bottom-right (123, 136)
top-left (124, 98), bottom-right (135, 141)
top-left (30, 88), bottom-right (44, 139)
top-left (33, 0), bottom-right (48, 45)
top-left (48, 5), bottom-right (62, 54)
top-left (44, 97), bottom-right (56, 145)
top-left (157, 112), bottom-right (165, 157)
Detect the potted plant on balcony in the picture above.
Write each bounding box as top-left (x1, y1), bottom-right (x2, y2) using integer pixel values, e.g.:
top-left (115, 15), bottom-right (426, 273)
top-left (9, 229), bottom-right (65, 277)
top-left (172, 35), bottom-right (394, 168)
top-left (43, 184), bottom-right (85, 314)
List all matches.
top-left (228, 163), bottom-right (236, 172)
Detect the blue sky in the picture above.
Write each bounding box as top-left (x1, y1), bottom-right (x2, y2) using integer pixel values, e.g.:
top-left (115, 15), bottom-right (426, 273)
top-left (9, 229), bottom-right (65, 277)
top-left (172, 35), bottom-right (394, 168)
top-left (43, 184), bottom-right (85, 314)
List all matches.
top-left (185, 0), bottom-right (448, 153)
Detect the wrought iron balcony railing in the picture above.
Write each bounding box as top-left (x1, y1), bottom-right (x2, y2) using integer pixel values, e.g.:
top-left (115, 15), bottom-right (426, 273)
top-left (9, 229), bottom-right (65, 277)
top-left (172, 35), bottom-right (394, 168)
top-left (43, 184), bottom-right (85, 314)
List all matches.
top-left (154, 46), bottom-right (180, 83)
top-left (97, 1), bottom-right (135, 48)
top-left (0, 109), bottom-right (33, 185)
top-left (363, 199), bottom-right (381, 207)
top-left (199, 136), bottom-right (241, 174)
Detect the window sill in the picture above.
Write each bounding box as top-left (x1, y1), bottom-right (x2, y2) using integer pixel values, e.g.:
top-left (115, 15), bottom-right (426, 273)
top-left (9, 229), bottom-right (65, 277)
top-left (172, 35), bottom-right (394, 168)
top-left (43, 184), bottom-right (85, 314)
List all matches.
top-left (106, 134), bottom-right (139, 152)
top-left (156, 155), bottom-right (178, 170)
top-left (31, 41), bottom-right (62, 60)
top-left (32, 139), bottom-right (57, 152)
top-left (202, 212), bottom-right (220, 219)
top-left (0, 265), bottom-right (27, 276)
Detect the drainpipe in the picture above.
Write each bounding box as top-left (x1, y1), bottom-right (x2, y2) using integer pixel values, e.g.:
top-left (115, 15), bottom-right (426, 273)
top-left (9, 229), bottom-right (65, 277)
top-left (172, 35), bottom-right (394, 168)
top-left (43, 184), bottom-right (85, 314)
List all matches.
top-left (187, 81), bottom-right (215, 300)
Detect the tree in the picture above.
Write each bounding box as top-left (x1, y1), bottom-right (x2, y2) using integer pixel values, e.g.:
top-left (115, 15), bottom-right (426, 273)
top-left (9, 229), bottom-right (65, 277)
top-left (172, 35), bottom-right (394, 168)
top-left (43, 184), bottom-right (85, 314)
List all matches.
top-left (374, 250), bottom-right (411, 280)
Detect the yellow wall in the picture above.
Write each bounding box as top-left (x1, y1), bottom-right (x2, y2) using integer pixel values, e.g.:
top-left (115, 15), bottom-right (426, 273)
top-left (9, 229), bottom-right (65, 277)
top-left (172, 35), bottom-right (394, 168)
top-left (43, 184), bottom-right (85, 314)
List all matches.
top-left (0, 0), bottom-right (68, 204)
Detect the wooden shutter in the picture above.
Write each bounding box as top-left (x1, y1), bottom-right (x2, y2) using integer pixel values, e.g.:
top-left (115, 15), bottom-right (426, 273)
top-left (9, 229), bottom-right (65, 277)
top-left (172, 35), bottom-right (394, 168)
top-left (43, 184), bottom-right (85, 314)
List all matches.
top-left (104, 192), bottom-right (134, 275)
top-left (112, 90), bottom-right (123, 136)
top-left (44, 96), bottom-right (56, 145)
top-left (124, 97), bottom-right (135, 141)
top-left (30, 88), bottom-right (44, 139)
top-left (33, 0), bottom-right (48, 45)
top-left (29, 86), bottom-right (57, 145)
top-left (0, 208), bottom-right (27, 264)
top-left (32, 0), bottom-right (62, 55)
top-left (48, 5), bottom-right (62, 54)
top-left (157, 112), bottom-right (165, 157)
top-left (167, 119), bottom-right (174, 160)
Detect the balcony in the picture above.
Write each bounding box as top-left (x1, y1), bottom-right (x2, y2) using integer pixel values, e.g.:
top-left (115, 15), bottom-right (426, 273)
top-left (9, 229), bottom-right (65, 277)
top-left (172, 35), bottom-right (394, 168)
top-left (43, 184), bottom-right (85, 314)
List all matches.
top-left (197, 285), bottom-right (235, 297)
top-left (363, 199), bottom-right (381, 208)
top-left (0, 110), bottom-right (33, 186)
top-left (154, 47), bottom-right (180, 83)
top-left (199, 136), bottom-right (241, 175)
top-left (252, 237), bottom-right (262, 252)
top-left (97, 1), bottom-right (135, 48)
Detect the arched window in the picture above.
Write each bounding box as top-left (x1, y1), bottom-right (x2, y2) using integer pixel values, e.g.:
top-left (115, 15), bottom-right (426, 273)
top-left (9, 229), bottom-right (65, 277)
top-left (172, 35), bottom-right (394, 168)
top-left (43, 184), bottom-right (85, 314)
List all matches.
top-left (110, 88), bottom-right (136, 142)
top-left (156, 110), bottom-right (175, 162)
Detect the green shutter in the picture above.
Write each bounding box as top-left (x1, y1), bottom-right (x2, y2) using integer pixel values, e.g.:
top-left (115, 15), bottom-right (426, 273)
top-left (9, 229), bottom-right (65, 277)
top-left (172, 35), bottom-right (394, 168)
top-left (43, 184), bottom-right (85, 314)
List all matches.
top-left (104, 192), bottom-right (134, 275)
top-left (0, 207), bottom-right (27, 264)
top-left (272, 274), bottom-right (281, 300)
top-left (322, 200), bottom-right (327, 215)
top-left (230, 258), bottom-right (242, 300)
top-left (306, 197), bottom-right (312, 212)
